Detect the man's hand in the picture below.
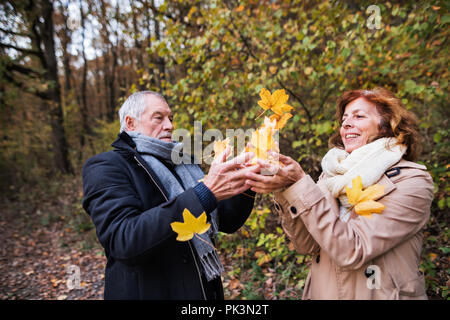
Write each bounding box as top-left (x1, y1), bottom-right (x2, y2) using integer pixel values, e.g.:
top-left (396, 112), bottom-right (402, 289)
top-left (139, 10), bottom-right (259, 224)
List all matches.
top-left (245, 152), bottom-right (305, 194)
top-left (204, 146), bottom-right (259, 201)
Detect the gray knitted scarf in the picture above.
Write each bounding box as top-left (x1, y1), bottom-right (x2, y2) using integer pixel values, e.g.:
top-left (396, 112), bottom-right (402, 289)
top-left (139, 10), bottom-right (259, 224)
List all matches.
top-left (127, 131), bottom-right (224, 281)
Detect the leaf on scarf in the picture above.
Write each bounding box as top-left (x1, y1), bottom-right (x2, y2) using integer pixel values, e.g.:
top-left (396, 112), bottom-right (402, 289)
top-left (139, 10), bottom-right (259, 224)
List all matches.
top-left (170, 208), bottom-right (211, 241)
top-left (355, 200), bottom-right (385, 215)
top-left (359, 184), bottom-right (385, 203)
top-left (345, 175), bottom-right (385, 217)
top-left (346, 175), bottom-right (363, 205)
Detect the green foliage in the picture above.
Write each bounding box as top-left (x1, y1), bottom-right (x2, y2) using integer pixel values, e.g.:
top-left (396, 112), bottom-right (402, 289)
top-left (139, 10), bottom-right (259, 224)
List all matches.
top-left (1, 0), bottom-right (448, 300)
top-left (421, 225), bottom-right (450, 299)
top-left (91, 119), bottom-right (120, 154)
top-left (143, 0), bottom-right (449, 299)
top-left (0, 86), bottom-right (55, 194)
top-left (217, 198), bottom-right (311, 299)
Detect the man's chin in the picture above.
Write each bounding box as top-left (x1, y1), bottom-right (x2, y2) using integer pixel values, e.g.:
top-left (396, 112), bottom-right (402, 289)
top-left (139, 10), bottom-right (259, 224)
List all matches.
top-left (159, 137), bottom-right (172, 142)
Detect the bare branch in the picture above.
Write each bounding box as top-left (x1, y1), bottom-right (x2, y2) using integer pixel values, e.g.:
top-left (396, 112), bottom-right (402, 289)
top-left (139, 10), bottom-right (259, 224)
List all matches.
top-left (6, 62), bottom-right (42, 78)
top-left (0, 26), bottom-right (32, 38)
top-left (0, 42), bottom-right (40, 56)
top-left (277, 79), bottom-right (312, 123)
top-left (313, 87), bottom-right (334, 118)
top-left (2, 72), bottom-right (49, 100)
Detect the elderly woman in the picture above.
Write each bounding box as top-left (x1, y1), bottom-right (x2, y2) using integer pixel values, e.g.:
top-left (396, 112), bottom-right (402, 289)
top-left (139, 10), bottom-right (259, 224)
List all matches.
top-left (245, 87), bottom-right (434, 299)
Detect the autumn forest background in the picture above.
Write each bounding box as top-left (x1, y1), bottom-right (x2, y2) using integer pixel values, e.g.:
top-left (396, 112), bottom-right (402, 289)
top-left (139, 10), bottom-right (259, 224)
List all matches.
top-left (0, 0), bottom-right (448, 300)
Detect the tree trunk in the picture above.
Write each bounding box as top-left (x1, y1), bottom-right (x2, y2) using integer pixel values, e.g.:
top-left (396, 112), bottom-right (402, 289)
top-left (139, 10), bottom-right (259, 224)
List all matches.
top-left (79, 0), bottom-right (91, 151)
top-left (151, 0), bottom-right (165, 90)
top-left (131, 1), bottom-right (145, 90)
top-left (57, 0), bottom-right (72, 94)
top-left (98, 0), bottom-right (117, 122)
top-left (37, 0), bottom-right (74, 174)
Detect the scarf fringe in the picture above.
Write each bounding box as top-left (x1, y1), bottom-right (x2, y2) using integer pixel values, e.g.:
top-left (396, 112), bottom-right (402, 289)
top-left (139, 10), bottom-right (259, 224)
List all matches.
top-left (198, 250), bottom-right (225, 281)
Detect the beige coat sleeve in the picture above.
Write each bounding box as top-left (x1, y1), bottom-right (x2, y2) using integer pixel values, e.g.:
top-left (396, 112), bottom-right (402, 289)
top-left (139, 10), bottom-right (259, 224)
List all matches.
top-left (274, 179), bottom-right (320, 255)
top-left (275, 169), bottom-right (434, 270)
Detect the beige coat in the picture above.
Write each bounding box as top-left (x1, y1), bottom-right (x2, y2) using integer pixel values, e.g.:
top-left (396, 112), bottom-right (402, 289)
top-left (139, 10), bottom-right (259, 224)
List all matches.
top-left (274, 159), bottom-right (434, 300)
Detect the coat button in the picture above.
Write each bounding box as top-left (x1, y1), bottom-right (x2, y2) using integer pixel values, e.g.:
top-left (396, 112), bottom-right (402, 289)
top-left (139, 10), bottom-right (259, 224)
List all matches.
top-left (182, 254), bottom-right (188, 263)
top-left (274, 202), bottom-right (281, 211)
top-left (364, 268), bottom-right (375, 278)
top-left (290, 206), bottom-right (297, 214)
top-left (316, 255), bottom-right (320, 263)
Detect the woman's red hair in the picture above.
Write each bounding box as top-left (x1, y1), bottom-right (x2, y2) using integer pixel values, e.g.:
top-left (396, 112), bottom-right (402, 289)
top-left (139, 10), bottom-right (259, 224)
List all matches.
top-left (329, 87), bottom-right (422, 161)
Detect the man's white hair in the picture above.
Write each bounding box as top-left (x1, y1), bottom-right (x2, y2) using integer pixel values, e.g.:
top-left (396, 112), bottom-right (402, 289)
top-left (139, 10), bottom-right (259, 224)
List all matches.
top-left (118, 91), bottom-right (166, 132)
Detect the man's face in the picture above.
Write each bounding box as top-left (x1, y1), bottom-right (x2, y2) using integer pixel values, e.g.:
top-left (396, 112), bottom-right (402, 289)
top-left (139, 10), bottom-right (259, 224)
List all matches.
top-left (130, 95), bottom-right (174, 142)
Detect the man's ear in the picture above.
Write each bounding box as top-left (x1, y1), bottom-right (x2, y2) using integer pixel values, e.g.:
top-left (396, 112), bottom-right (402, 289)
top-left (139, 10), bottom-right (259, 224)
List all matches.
top-left (125, 115), bottom-right (136, 131)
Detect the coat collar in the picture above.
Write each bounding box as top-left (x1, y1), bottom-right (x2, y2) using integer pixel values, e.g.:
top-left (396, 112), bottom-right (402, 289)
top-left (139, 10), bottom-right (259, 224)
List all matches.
top-left (111, 131), bottom-right (136, 151)
top-left (111, 131), bottom-right (170, 200)
top-left (371, 158), bottom-right (427, 201)
top-left (373, 174), bottom-right (396, 201)
top-left (389, 159), bottom-right (427, 171)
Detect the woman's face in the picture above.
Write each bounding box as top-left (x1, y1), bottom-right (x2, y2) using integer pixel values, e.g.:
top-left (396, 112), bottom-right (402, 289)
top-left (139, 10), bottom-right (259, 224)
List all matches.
top-left (340, 97), bottom-right (382, 153)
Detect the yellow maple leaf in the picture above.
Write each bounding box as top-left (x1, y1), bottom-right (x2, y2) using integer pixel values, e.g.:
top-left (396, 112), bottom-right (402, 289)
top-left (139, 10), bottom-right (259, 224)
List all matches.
top-left (271, 103), bottom-right (293, 116)
top-left (345, 175), bottom-right (385, 217)
top-left (257, 88), bottom-right (293, 118)
top-left (355, 200), bottom-right (385, 215)
top-left (213, 138), bottom-right (230, 160)
top-left (270, 113), bottom-right (293, 130)
top-left (170, 208), bottom-right (211, 241)
top-left (346, 175), bottom-right (363, 205)
top-left (359, 184), bottom-right (385, 203)
top-left (257, 88), bottom-right (274, 110)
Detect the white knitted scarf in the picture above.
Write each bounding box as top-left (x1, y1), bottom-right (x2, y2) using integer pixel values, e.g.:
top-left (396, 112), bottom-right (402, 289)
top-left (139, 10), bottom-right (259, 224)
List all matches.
top-left (321, 138), bottom-right (406, 220)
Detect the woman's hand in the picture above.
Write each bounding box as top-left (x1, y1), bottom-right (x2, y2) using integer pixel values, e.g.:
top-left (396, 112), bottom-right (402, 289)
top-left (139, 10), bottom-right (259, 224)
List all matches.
top-left (245, 152), bottom-right (305, 194)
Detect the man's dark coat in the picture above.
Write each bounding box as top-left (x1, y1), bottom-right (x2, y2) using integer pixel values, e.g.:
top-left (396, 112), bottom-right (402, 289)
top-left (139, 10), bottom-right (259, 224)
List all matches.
top-left (82, 132), bottom-right (255, 299)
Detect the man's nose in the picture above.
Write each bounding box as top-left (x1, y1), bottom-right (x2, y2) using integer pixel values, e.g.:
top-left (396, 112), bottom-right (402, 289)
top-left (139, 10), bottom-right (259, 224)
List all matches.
top-left (163, 118), bottom-right (173, 131)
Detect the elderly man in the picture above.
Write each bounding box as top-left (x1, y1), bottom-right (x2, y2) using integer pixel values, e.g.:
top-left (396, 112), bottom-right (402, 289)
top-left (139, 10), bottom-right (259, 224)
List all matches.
top-left (82, 91), bottom-right (258, 300)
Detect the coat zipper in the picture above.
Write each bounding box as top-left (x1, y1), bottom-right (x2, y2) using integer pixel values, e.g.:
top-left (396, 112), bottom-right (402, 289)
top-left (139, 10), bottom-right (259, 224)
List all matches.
top-left (134, 155), bottom-right (207, 300)
top-left (134, 155), bottom-right (167, 201)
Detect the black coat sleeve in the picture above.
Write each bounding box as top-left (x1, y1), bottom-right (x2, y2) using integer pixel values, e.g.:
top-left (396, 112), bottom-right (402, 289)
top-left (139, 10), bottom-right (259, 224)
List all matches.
top-left (82, 153), bottom-right (206, 266)
top-left (217, 191), bottom-right (256, 234)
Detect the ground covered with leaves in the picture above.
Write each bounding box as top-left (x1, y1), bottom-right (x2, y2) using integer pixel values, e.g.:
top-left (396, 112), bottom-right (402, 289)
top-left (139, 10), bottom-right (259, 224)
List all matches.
top-left (0, 176), bottom-right (448, 300)
top-left (0, 177), bottom-right (105, 300)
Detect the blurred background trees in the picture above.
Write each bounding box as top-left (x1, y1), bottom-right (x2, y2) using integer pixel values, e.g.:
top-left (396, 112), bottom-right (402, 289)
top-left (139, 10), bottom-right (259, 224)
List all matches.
top-left (0, 0), bottom-right (448, 299)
